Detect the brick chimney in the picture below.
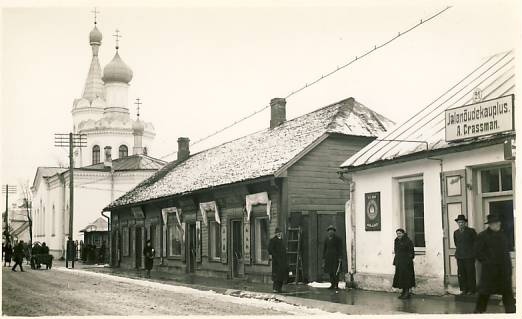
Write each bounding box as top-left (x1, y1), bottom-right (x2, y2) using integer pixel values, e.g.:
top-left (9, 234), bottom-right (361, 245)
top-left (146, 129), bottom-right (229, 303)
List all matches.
top-left (270, 98), bottom-right (286, 129)
top-left (177, 137), bottom-right (190, 162)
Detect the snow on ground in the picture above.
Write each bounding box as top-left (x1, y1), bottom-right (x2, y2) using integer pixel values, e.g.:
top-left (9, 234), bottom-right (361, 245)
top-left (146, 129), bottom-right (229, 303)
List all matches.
top-left (55, 267), bottom-right (345, 316)
top-left (308, 281), bottom-right (346, 289)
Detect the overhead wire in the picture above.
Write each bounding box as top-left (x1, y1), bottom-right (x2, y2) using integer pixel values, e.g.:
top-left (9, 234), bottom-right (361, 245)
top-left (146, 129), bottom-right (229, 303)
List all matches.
top-left (154, 5), bottom-right (452, 161)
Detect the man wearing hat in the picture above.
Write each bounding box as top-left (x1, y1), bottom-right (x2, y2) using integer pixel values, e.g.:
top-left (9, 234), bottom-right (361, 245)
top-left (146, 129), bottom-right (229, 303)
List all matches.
top-left (453, 214), bottom-right (477, 295)
top-left (323, 225), bottom-right (343, 289)
top-left (474, 214), bottom-right (515, 313)
top-left (268, 227), bottom-right (288, 293)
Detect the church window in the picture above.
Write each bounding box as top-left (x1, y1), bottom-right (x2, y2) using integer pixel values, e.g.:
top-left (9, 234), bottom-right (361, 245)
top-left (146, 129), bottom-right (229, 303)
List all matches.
top-left (92, 145), bottom-right (100, 164)
top-left (119, 145), bottom-right (128, 158)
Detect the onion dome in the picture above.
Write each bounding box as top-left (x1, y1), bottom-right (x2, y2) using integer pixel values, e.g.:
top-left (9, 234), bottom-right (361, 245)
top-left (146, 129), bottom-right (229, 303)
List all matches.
top-left (102, 52), bottom-right (133, 84)
top-left (89, 26), bottom-right (102, 45)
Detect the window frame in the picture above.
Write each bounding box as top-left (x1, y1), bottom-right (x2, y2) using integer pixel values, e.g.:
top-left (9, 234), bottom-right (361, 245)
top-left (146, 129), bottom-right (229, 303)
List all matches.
top-left (119, 145), bottom-right (128, 158)
top-left (92, 145), bottom-right (100, 165)
top-left (398, 176), bottom-right (426, 252)
top-left (208, 220), bottom-right (222, 262)
top-left (252, 216), bottom-right (270, 265)
top-left (168, 222), bottom-right (183, 258)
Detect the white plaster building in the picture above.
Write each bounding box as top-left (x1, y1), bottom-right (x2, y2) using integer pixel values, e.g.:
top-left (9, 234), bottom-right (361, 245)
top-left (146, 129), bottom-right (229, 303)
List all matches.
top-left (339, 51), bottom-right (515, 295)
top-left (31, 21), bottom-right (165, 258)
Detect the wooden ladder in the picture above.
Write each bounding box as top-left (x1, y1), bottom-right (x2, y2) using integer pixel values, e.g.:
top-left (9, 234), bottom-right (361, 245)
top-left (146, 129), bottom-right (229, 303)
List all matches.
top-left (286, 227), bottom-right (303, 284)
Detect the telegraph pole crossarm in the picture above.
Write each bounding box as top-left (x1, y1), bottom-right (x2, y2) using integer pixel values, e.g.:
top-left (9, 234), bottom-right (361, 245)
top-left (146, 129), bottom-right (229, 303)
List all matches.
top-left (2, 185), bottom-right (17, 243)
top-left (54, 133), bottom-right (87, 268)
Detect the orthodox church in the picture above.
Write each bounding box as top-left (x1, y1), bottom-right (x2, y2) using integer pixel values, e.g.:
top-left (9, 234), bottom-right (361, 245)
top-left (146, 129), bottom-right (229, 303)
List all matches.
top-left (31, 19), bottom-right (165, 258)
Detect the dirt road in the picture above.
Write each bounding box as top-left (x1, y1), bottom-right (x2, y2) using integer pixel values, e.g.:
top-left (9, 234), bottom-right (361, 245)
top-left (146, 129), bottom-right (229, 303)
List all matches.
top-left (2, 267), bottom-right (326, 316)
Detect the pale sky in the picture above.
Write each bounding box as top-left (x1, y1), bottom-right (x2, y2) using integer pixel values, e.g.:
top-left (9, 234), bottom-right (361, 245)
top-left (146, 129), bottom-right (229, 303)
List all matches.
top-left (1, 0), bottom-right (520, 207)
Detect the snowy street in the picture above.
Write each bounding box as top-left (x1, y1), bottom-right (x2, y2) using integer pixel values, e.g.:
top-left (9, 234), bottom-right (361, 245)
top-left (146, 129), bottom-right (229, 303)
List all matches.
top-left (1, 266), bottom-right (330, 316)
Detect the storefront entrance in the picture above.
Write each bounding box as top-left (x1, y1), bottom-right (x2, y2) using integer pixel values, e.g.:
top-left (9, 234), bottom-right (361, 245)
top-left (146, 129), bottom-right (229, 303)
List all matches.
top-left (186, 223), bottom-right (197, 273)
top-left (230, 219), bottom-right (244, 278)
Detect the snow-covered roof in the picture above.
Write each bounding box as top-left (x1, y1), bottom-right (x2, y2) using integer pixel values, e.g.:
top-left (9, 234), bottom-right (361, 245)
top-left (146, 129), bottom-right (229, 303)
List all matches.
top-left (80, 217), bottom-right (109, 233)
top-left (81, 154), bottom-right (166, 171)
top-left (107, 97), bottom-right (393, 209)
top-left (341, 50), bottom-right (515, 171)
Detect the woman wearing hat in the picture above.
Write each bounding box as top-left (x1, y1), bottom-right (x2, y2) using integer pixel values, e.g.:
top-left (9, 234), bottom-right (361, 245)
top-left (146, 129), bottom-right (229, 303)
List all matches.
top-left (392, 229), bottom-right (415, 299)
top-left (453, 214), bottom-right (477, 295)
top-left (474, 214), bottom-right (515, 313)
top-left (268, 227), bottom-right (288, 293)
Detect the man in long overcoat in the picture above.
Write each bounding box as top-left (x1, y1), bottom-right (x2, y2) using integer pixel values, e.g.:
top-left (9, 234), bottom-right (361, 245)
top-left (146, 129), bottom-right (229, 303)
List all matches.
top-left (453, 214), bottom-right (477, 295)
top-left (268, 227), bottom-right (288, 293)
top-left (474, 214), bottom-right (515, 313)
top-left (11, 241), bottom-right (25, 272)
top-left (323, 225), bottom-right (343, 289)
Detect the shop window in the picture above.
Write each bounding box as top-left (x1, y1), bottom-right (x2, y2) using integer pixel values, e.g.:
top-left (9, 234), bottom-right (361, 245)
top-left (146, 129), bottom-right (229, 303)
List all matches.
top-left (400, 178), bottom-right (425, 248)
top-left (254, 217), bottom-right (269, 263)
top-left (209, 221), bottom-right (221, 260)
top-left (168, 223), bottom-right (182, 257)
top-left (481, 166), bottom-right (512, 193)
top-left (122, 227), bottom-right (129, 256)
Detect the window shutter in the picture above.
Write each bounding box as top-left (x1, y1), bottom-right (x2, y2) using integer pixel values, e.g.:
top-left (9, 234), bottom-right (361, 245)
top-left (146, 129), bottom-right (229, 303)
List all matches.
top-left (221, 221), bottom-right (227, 264)
top-left (243, 215), bottom-right (251, 265)
top-left (196, 221), bottom-right (202, 263)
top-left (181, 222), bottom-right (186, 263)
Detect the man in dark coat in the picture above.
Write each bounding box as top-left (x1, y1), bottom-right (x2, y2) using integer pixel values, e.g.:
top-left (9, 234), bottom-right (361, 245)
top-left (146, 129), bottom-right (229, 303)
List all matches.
top-left (4, 241), bottom-right (13, 267)
top-left (453, 214), bottom-right (477, 295)
top-left (322, 225), bottom-right (343, 289)
top-left (392, 229), bottom-right (415, 299)
top-left (143, 240), bottom-right (155, 278)
top-left (474, 214), bottom-right (515, 313)
top-left (11, 241), bottom-right (25, 272)
top-left (268, 227), bottom-right (288, 293)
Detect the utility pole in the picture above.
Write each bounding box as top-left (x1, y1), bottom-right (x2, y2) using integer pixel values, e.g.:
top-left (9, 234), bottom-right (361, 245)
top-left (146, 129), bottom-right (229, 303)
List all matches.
top-left (54, 133), bottom-right (86, 268)
top-left (2, 185), bottom-right (17, 243)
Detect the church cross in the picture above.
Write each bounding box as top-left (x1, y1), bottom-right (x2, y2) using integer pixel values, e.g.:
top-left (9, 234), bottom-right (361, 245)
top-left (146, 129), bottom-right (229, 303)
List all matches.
top-left (92, 8), bottom-right (100, 25)
top-left (135, 98), bottom-right (142, 119)
top-left (113, 29), bottom-right (122, 49)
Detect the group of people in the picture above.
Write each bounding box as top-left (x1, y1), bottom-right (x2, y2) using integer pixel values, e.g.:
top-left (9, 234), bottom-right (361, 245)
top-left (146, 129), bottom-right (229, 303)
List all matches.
top-left (268, 224), bottom-right (344, 293)
top-left (391, 213), bottom-right (515, 313)
top-left (2, 240), bottom-right (27, 272)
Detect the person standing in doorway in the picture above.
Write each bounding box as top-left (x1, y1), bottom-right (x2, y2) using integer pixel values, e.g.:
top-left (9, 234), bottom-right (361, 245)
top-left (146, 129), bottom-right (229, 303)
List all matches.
top-left (268, 227), bottom-right (288, 293)
top-left (322, 225), bottom-right (343, 290)
top-left (11, 240), bottom-right (25, 272)
top-left (453, 214), bottom-right (477, 295)
top-left (474, 214), bottom-right (515, 313)
top-left (392, 229), bottom-right (415, 299)
top-left (143, 240), bottom-right (155, 278)
top-left (4, 241), bottom-right (13, 267)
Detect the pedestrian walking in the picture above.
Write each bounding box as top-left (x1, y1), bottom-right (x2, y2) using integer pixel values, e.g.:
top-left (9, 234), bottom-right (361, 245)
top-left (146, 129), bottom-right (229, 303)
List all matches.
top-left (4, 241), bottom-right (13, 267)
top-left (11, 240), bottom-right (25, 272)
top-left (474, 214), bottom-right (515, 313)
top-left (143, 240), bottom-right (155, 278)
top-left (268, 227), bottom-right (288, 293)
top-left (322, 225), bottom-right (343, 289)
top-left (453, 214), bottom-right (477, 295)
top-left (392, 228), bottom-right (415, 299)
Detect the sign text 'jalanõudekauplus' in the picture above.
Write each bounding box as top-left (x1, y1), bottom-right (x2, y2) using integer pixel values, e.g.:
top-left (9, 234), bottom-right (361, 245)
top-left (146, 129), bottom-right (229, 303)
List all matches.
top-left (445, 95), bottom-right (514, 142)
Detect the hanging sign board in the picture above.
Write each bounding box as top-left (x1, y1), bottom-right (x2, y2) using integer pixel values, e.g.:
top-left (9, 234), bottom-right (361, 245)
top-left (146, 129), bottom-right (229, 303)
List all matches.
top-left (445, 94), bottom-right (514, 142)
top-left (365, 192), bottom-right (381, 231)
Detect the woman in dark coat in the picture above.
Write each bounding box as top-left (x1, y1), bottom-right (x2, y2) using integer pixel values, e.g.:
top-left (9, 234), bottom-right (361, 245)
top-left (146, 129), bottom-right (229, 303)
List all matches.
top-left (143, 240), bottom-right (155, 278)
top-left (4, 242), bottom-right (13, 267)
top-left (392, 229), bottom-right (415, 299)
top-left (268, 227), bottom-right (288, 293)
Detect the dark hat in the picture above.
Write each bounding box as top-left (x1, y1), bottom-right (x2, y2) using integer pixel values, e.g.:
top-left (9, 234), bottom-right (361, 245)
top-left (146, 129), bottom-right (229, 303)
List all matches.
top-left (454, 214), bottom-right (468, 222)
top-left (275, 227), bottom-right (282, 233)
top-left (327, 225), bottom-right (336, 231)
top-left (484, 214), bottom-right (501, 224)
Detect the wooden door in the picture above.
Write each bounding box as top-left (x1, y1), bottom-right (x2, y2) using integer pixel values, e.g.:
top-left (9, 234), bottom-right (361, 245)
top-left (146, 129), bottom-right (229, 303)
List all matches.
top-left (442, 170), bottom-right (467, 286)
top-left (135, 227), bottom-right (142, 269)
top-left (316, 212), bottom-right (346, 281)
top-left (230, 220), bottom-right (244, 278)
